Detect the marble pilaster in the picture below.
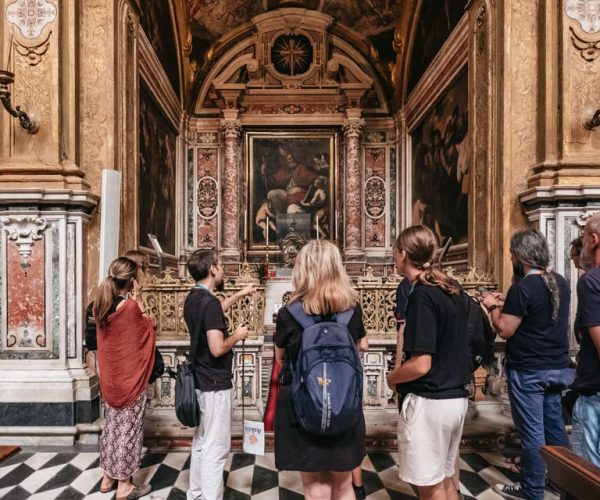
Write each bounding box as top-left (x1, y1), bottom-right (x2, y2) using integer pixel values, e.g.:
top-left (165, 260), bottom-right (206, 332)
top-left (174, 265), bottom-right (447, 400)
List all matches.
top-left (220, 117), bottom-right (242, 261)
top-left (343, 115), bottom-right (365, 260)
top-left (0, 190), bottom-right (99, 445)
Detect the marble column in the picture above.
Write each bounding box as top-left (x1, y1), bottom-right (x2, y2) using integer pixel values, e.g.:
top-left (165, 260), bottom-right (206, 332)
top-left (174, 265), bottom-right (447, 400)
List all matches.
top-left (343, 114), bottom-right (365, 260)
top-left (220, 116), bottom-right (242, 261)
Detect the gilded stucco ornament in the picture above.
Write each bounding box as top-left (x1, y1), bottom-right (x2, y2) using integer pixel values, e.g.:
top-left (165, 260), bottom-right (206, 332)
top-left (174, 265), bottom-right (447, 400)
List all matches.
top-left (5, 0), bottom-right (57, 39)
top-left (565, 0), bottom-right (600, 34)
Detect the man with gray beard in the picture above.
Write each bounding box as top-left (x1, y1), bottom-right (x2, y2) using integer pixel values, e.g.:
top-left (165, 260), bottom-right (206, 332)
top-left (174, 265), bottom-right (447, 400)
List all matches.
top-left (572, 213), bottom-right (600, 467)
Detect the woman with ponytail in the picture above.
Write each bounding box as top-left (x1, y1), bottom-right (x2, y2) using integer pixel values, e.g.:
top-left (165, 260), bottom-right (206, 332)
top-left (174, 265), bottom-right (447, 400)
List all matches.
top-left (481, 229), bottom-right (574, 500)
top-left (94, 257), bottom-right (154, 499)
top-left (386, 225), bottom-right (470, 500)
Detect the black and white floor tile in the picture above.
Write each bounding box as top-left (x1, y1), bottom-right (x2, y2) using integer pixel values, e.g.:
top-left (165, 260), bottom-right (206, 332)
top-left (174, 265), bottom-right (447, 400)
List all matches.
top-left (0, 449), bottom-right (559, 499)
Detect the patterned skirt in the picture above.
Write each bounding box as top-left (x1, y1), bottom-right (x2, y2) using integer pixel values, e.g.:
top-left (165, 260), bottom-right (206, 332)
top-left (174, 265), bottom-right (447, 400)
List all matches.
top-left (100, 390), bottom-right (147, 480)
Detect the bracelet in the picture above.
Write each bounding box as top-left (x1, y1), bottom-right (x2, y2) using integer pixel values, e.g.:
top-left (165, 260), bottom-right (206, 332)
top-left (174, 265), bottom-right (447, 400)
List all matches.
top-left (487, 304), bottom-right (500, 312)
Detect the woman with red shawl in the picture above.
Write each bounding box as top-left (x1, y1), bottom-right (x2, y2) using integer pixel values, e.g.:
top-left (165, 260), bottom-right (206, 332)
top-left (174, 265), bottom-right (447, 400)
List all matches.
top-left (94, 257), bottom-right (155, 499)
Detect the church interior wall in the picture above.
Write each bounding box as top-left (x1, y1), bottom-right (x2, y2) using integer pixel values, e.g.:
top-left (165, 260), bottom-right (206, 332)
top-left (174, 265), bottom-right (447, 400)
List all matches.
top-left (0, 0), bottom-right (599, 447)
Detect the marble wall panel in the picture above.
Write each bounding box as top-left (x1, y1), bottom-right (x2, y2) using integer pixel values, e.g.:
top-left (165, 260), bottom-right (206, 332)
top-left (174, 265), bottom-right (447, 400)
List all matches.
top-left (6, 239), bottom-right (45, 352)
top-left (196, 147), bottom-right (219, 248)
top-left (364, 147), bottom-right (386, 248)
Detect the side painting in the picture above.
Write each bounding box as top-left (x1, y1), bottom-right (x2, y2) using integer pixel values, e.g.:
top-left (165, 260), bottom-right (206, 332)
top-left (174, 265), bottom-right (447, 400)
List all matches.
top-left (139, 84), bottom-right (177, 255)
top-left (247, 133), bottom-right (335, 249)
top-left (411, 69), bottom-right (468, 244)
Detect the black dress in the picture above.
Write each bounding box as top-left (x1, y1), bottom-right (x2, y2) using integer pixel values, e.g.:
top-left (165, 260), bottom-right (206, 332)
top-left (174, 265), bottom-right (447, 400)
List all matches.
top-left (273, 302), bottom-right (366, 472)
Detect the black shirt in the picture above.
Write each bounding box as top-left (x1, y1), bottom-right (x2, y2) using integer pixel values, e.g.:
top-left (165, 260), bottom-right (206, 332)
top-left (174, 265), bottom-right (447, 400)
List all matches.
top-left (183, 287), bottom-right (231, 391)
top-left (395, 279), bottom-right (411, 324)
top-left (275, 303), bottom-right (366, 385)
top-left (396, 284), bottom-right (471, 399)
top-left (502, 272), bottom-right (571, 371)
top-left (574, 267), bottom-right (600, 392)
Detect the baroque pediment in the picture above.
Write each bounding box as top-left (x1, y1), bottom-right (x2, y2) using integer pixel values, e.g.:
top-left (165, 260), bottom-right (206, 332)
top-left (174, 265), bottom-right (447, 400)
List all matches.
top-left (195, 8), bottom-right (387, 116)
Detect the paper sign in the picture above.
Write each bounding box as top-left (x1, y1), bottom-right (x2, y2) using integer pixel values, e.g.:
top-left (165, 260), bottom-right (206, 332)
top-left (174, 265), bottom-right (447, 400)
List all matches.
top-left (243, 420), bottom-right (265, 456)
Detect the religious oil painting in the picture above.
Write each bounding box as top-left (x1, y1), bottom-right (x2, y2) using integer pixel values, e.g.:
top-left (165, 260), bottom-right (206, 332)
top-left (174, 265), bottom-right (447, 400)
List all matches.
top-left (139, 84), bottom-right (177, 256)
top-left (247, 132), bottom-right (336, 250)
top-left (411, 69), bottom-right (468, 245)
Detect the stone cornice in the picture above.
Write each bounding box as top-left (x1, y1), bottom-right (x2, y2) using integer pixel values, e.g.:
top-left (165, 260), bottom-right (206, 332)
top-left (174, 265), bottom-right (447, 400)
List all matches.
top-left (0, 189), bottom-right (99, 212)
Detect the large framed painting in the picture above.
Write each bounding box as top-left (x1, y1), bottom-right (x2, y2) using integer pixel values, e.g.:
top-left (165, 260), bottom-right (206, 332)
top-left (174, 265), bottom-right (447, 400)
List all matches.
top-left (139, 83), bottom-right (177, 255)
top-left (411, 68), bottom-right (468, 244)
top-left (246, 131), bottom-right (337, 251)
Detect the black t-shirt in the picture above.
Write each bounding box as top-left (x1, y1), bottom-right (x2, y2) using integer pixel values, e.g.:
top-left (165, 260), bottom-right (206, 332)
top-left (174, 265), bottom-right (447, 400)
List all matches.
top-left (502, 272), bottom-right (570, 371)
top-left (183, 287), bottom-right (231, 391)
top-left (396, 284), bottom-right (470, 399)
top-left (574, 267), bottom-right (600, 392)
top-left (395, 279), bottom-right (411, 323)
top-left (275, 302), bottom-right (366, 385)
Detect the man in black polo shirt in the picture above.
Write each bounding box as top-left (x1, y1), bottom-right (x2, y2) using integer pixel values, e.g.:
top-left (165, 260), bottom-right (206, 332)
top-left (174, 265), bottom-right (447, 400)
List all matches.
top-left (184, 249), bottom-right (255, 500)
top-left (573, 214), bottom-right (600, 467)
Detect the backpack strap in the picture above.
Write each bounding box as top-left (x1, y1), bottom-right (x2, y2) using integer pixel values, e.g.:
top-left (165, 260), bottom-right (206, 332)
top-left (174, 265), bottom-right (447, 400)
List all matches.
top-left (286, 301), bottom-right (317, 329)
top-left (334, 308), bottom-right (354, 326)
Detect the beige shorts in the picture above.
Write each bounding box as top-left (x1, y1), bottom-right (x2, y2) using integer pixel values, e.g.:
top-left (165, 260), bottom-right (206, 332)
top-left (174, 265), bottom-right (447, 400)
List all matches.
top-left (397, 393), bottom-right (468, 486)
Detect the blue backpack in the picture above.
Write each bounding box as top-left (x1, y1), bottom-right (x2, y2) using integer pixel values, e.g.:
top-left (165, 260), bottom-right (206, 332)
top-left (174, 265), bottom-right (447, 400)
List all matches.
top-left (286, 301), bottom-right (363, 436)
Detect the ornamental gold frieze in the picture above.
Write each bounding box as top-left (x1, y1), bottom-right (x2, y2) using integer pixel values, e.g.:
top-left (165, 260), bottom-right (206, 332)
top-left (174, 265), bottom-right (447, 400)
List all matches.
top-left (142, 266), bottom-right (495, 340)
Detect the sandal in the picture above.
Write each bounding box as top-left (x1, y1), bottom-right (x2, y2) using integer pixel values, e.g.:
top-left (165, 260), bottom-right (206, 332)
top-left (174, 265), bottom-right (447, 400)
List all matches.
top-left (99, 479), bottom-right (116, 493)
top-left (116, 483), bottom-right (152, 500)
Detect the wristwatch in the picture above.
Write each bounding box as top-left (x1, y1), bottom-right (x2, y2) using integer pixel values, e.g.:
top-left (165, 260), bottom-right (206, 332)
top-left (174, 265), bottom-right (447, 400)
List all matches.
top-left (487, 304), bottom-right (500, 312)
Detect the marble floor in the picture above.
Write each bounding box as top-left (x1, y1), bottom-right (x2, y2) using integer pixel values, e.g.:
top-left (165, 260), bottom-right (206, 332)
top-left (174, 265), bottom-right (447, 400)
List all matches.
top-left (0, 448), bottom-right (559, 500)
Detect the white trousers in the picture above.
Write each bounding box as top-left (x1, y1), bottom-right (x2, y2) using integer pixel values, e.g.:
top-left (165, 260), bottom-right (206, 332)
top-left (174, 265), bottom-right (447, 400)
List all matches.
top-left (187, 388), bottom-right (233, 500)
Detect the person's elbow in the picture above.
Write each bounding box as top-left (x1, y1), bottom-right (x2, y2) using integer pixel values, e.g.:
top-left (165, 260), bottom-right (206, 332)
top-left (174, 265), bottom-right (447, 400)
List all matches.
top-left (413, 355), bottom-right (432, 376)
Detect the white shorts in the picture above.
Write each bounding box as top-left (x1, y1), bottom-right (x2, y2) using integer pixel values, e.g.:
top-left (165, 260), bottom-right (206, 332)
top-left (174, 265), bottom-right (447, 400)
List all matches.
top-left (397, 393), bottom-right (468, 486)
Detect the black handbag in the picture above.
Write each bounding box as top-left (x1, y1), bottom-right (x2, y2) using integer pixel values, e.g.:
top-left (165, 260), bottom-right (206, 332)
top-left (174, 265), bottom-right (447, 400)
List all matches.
top-left (175, 358), bottom-right (199, 427)
top-left (149, 348), bottom-right (165, 384)
top-left (174, 295), bottom-right (208, 428)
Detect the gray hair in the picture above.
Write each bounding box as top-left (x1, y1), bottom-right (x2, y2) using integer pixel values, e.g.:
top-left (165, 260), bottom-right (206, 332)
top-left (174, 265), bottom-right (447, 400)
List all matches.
top-left (510, 229), bottom-right (560, 321)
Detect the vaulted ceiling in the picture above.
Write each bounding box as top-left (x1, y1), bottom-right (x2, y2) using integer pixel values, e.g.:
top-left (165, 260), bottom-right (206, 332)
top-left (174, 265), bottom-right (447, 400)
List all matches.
top-left (186, 0), bottom-right (406, 41)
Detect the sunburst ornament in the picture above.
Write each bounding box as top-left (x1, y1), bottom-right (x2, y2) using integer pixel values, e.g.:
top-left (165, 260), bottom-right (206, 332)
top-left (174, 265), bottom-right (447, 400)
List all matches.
top-left (271, 34), bottom-right (313, 76)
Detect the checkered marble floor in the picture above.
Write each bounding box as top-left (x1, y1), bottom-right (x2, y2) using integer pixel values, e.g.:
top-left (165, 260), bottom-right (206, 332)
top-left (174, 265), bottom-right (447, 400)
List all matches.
top-left (0, 448), bottom-right (560, 499)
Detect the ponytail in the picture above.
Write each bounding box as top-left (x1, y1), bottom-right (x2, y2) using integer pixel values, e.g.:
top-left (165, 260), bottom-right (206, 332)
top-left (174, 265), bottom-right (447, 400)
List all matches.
top-left (416, 266), bottom-right (461, 295)
top-left (541, 270), bottom-right (560, 322)
top-left (93, 257), bottom-right (138, 328)
top-left (93, 277), bottom-right (120, 328)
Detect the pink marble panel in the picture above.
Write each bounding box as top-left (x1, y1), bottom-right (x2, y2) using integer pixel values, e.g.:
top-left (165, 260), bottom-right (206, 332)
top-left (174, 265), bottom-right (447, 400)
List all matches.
top-left (222, 132), bottom-right (240, 250)
top-left (365, 217), bottom-right (385, 247)
top-left (365, 148), bottom-right (385, 177)
top-left (6, 239), bottom-right (45, 350)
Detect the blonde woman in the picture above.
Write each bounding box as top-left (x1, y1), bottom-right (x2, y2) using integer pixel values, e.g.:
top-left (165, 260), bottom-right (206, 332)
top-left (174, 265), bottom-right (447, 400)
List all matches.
top-left (94, 257), bottom-right (155, 499)
top-left (274, 240), bottom-right (368, 500)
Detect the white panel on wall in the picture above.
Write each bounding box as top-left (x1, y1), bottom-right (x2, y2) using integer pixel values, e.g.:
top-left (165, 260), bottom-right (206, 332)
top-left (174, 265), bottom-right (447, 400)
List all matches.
top-left (99, 169), bottom-right (121, 283)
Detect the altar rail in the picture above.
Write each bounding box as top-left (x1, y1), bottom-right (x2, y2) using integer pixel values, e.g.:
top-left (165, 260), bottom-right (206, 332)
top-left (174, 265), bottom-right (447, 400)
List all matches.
top-left (141, 265), bottom-right (497, 417)
top-left (141, 265), bottom-right (496, 340)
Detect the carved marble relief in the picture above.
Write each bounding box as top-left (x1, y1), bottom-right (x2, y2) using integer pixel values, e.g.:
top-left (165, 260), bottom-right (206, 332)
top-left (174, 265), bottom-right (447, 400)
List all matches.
top-left (196, 148), bottom-right (219, 248)
top-left (565, 0), bottom-right (600, 34)
top-left (364, 147), bottom-right (386, 247)
top-left (5, 0), bottom-right (57, 39)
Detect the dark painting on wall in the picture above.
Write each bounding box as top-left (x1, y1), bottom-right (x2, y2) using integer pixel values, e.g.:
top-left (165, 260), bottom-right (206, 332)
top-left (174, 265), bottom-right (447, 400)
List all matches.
top-left (407, 0), bottom-right (468, 94)
top-left (139, 0), bottom-right (180, 97)
top-left (247, 132), bottom-right (336, 250)
top-left (139, 84), bottom-right (177, 255)
top-left (411, 69), bottom-right (468, 244)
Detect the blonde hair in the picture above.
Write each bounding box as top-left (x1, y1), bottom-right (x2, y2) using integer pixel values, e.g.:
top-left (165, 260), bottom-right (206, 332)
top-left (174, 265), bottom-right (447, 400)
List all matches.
top-left (93, 257), bottom-right (138, 327)
top-left (290, 240), bottom-right (357, 315)
top-left (396, 225), bottom-right (460, 295)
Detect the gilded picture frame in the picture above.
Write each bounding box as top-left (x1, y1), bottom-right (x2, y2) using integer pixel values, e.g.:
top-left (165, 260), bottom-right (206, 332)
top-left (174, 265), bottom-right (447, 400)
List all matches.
top-left (246, 131), bottom-right (337, 251)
